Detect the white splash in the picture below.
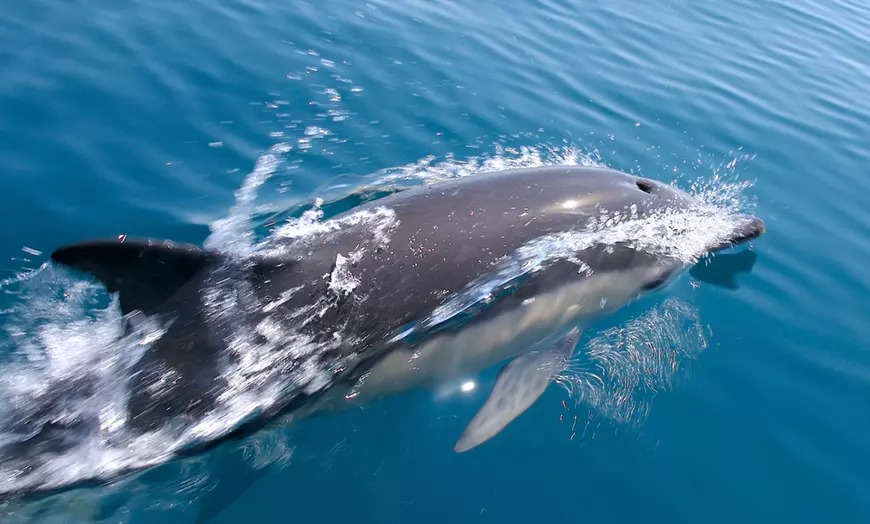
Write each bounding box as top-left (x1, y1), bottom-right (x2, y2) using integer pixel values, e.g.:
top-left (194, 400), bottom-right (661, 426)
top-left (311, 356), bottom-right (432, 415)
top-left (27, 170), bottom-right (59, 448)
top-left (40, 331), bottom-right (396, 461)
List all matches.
top-left (205, 142), bottom-right (292, 256)
top-left (327, 252), bottom-right (362, 298)
top-left (266, 204), bottom-right (398, 246)
top-left (369, 145), bottom-right (603, 187)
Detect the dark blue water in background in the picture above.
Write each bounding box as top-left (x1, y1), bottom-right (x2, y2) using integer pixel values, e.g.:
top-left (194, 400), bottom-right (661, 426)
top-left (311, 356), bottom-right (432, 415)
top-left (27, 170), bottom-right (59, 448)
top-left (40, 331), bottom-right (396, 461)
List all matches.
top-left (1, 0), bottom-right (869, 522)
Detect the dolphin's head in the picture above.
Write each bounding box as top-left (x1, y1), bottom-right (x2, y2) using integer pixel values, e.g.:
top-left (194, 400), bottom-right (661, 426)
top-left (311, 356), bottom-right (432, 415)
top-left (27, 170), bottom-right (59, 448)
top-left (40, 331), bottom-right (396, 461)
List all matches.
top-left (542, 168), bottom-right (765, 258)
top-left (550, 170), bottom-right (765, 293)
top-left (612, 173), bottom-right (765, 291)
top-left (619, 173), bottom-right (765, 253)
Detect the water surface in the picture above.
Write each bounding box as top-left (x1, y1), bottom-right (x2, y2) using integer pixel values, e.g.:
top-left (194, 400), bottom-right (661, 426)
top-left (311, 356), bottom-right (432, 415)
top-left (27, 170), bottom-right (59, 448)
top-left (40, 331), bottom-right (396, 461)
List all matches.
top-left (1, 0), bottom-right (869, 522)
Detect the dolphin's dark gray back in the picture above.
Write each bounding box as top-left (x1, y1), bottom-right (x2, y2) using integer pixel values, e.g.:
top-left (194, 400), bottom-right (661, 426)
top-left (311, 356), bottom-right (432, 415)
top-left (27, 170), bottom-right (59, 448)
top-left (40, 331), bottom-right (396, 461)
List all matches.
top-left (252, 167), bottom-right (687, 343)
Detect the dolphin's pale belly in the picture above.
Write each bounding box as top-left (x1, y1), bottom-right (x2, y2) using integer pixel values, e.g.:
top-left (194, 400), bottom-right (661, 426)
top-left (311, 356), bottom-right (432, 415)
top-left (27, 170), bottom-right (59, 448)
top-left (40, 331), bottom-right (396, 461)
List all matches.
top-left (317, 265), bottom-right (663, 412)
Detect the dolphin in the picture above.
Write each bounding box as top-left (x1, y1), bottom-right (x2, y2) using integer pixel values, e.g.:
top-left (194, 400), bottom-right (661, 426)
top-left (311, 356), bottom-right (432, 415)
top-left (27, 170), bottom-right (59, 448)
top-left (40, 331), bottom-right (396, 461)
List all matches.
top-left (10, 165), bottom-right (763, 494)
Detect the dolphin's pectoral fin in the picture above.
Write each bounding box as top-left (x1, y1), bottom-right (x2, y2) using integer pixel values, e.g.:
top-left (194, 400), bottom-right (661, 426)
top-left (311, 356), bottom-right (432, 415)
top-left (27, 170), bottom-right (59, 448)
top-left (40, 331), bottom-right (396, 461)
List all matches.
top-left (454, 328), bottom-right (581, 453)
top-left (689, 249), bottom-right (758, 290)
top-left (51, 238), bottom-right (217, 315)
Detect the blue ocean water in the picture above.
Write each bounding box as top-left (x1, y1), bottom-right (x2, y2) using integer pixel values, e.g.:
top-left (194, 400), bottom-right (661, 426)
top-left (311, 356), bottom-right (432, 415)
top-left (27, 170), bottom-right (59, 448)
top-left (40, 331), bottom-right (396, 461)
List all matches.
top-left (1, 0), bottom-right (869, 521)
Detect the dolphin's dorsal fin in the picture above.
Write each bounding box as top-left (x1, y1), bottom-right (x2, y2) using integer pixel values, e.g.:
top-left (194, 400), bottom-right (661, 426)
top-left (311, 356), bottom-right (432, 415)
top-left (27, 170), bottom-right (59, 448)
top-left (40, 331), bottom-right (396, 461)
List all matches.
top-left (454, 328), bottom-right (580, 453)
top-left (51, 238), bottom-right (216, 315)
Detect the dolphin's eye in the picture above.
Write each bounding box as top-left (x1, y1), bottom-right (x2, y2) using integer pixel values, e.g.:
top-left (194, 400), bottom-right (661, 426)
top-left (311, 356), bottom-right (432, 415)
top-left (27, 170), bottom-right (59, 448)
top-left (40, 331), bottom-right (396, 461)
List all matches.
top-left (635, 179), bottom-right (655, 194)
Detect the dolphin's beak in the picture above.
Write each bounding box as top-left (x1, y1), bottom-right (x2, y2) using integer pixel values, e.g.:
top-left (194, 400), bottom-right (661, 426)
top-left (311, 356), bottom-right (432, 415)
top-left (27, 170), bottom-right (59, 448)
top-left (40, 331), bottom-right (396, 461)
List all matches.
top-left (709, 215), bottom-right (766, 253)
